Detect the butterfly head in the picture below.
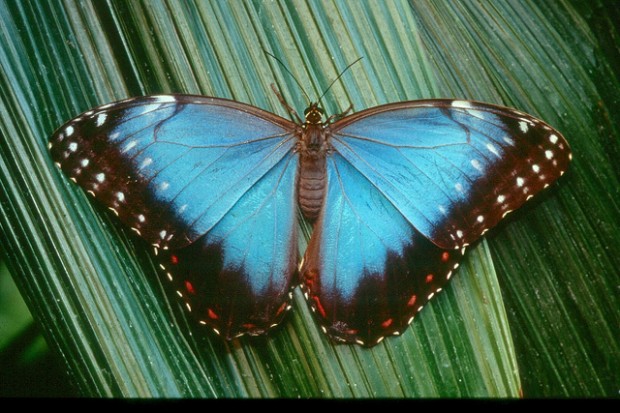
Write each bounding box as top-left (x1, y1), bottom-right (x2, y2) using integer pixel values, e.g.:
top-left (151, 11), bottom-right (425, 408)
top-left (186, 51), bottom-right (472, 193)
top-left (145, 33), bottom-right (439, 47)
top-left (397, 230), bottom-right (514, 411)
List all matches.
top-left (304, 103), bottom-right (325, 125)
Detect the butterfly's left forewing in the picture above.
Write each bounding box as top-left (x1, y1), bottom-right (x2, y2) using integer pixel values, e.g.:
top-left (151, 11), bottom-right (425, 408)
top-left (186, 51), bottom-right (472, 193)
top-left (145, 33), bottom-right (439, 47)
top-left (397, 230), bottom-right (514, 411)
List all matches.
top-left (49, 95), bottom-right (297, 250)
top-left (50, 95), bottom-right (300, 339)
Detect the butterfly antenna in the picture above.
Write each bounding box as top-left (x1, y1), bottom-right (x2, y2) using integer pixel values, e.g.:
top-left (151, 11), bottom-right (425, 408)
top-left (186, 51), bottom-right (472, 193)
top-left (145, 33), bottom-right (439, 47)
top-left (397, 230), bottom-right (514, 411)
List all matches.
top-left (316, 57), bottom-right (363, 105)
top-left (264, 50), bottom-right (312, 104)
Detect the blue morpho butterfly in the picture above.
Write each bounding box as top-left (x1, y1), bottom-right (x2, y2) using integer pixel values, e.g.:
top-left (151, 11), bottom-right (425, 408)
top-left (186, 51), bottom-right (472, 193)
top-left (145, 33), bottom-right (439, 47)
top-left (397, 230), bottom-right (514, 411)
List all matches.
top-left (49, 65), bottom-right (571, 346)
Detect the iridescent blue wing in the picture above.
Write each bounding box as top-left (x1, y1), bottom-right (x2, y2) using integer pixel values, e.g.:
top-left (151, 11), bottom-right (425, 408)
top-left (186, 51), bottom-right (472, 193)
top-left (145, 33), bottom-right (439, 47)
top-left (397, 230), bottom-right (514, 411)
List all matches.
top-left (49, 95), bottom-right (300, 338)
top-left (157, 152), bottom-right (299, 337)
top-left (302, 154), bottom-right (465, 345)
top-left (302, 99), bottom-right (571, 345)
top-left (331, 100), bottom-right (571, 250)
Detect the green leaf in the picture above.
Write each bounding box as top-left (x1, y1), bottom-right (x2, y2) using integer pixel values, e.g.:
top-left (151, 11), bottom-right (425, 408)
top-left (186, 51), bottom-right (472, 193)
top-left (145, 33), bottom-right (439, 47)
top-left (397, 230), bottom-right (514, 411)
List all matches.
top-left (0, 0), bottom-right (617, 397)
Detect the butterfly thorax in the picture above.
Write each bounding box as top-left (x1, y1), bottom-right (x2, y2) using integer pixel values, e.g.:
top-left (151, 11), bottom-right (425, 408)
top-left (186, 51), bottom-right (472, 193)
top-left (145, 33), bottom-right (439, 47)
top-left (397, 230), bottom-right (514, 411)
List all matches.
top-left (297, 103), bottom-right (330, 220)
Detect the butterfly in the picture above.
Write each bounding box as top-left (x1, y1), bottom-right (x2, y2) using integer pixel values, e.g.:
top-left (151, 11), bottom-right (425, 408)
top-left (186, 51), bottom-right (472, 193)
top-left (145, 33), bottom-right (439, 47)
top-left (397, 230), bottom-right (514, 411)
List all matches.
top-left (49, 87), bottom-right (571, 347)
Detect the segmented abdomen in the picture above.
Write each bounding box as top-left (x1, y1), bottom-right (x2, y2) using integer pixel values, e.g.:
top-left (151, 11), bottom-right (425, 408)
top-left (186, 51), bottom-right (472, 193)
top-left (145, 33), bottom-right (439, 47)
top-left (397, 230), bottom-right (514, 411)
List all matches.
top-left (298, 152), bottom-right (326, 220)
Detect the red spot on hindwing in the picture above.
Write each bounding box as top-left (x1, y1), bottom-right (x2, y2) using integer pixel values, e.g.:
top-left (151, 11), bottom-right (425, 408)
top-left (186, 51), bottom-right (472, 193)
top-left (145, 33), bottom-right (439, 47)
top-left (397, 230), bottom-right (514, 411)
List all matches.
top-left (207, 308), bottom-right (219, 320)
top-left (312, 296), bottom-right (327, 318)
top-left (441, 251), bottom-right (450, 262)
top-left (407, 295), bottom-right (417, 307)
top-left (425, 274), bottom-right (434, 283)
top-left (170, 254), bottom-right (179, 265)
top-left (184, 280), bottom-right (195, 295)
top-left (275, 301), bottom-right (288, 317)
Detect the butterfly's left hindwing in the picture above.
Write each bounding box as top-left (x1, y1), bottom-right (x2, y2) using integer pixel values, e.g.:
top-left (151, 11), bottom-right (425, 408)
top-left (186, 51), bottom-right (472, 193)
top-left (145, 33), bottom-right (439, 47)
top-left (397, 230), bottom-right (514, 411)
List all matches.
top-left (50, 95), bottom-right (300, 338)
top-left (158, 152), bottom-right (299, 338)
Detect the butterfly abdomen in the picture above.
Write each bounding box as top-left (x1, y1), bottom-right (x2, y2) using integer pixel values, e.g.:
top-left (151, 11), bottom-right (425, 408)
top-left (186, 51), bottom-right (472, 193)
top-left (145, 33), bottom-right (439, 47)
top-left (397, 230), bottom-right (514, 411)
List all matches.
top-left (298, 151), bottom-right (327, 220)
top-left (298, 124), bottom-right (328, 220)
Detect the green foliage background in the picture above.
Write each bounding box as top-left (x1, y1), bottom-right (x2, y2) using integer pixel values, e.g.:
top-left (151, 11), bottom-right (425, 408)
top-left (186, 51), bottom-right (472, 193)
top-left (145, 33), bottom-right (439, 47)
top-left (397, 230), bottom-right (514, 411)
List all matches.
top-left (0, 0), bottom-right (618, 397)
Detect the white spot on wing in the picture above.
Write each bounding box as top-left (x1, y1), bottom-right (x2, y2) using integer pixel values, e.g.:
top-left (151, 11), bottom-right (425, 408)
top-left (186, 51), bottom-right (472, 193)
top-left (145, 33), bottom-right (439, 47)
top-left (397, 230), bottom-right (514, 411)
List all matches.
top-left (95, 173), bottom-right (105, 183)
top-left (549, 134), bottom-right (559, 144)
top-left (160, 181), bottom-right (169, 191)
top-left (455, 183), bottom-right (463, 193)
top-left (516, 177), bottom-right (525, 187)
top-left (545, 150), bottom-right (554, 159)
top-left (477, 215), bottom-right (484, 223)
top-left (123, 140), bottom-right (137, 153)
top-left (519, 121), bottom-right (529, 133)
top-left (116, 192), bottom-right (125, 202)
top-left (65, 125), bottom-right (74, 136)
top-left (140, 158), bottom-right (152, 169)
top-left (471, 159), bottom-right (483, 172)
top-left (451, 100), bottom-right (472, 109)
top-left (68, 142), bottom-right (78, 152)
top-left (154, 95), bottom-right (177, 103)
top-left (96, 112), bottom-right (107, 126)
top-left (486, 143), bottom-right (500, 157)
top-left (503, 136), bottom-right (515, 146)
top-left (80, 159), bottom-right (89, 167)
top-left (497, 194), bottom-right (506, 203)
top-left (532, 164), bottom-right (540, 173)
top-left (451, 100), bottom-right (486, 119)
